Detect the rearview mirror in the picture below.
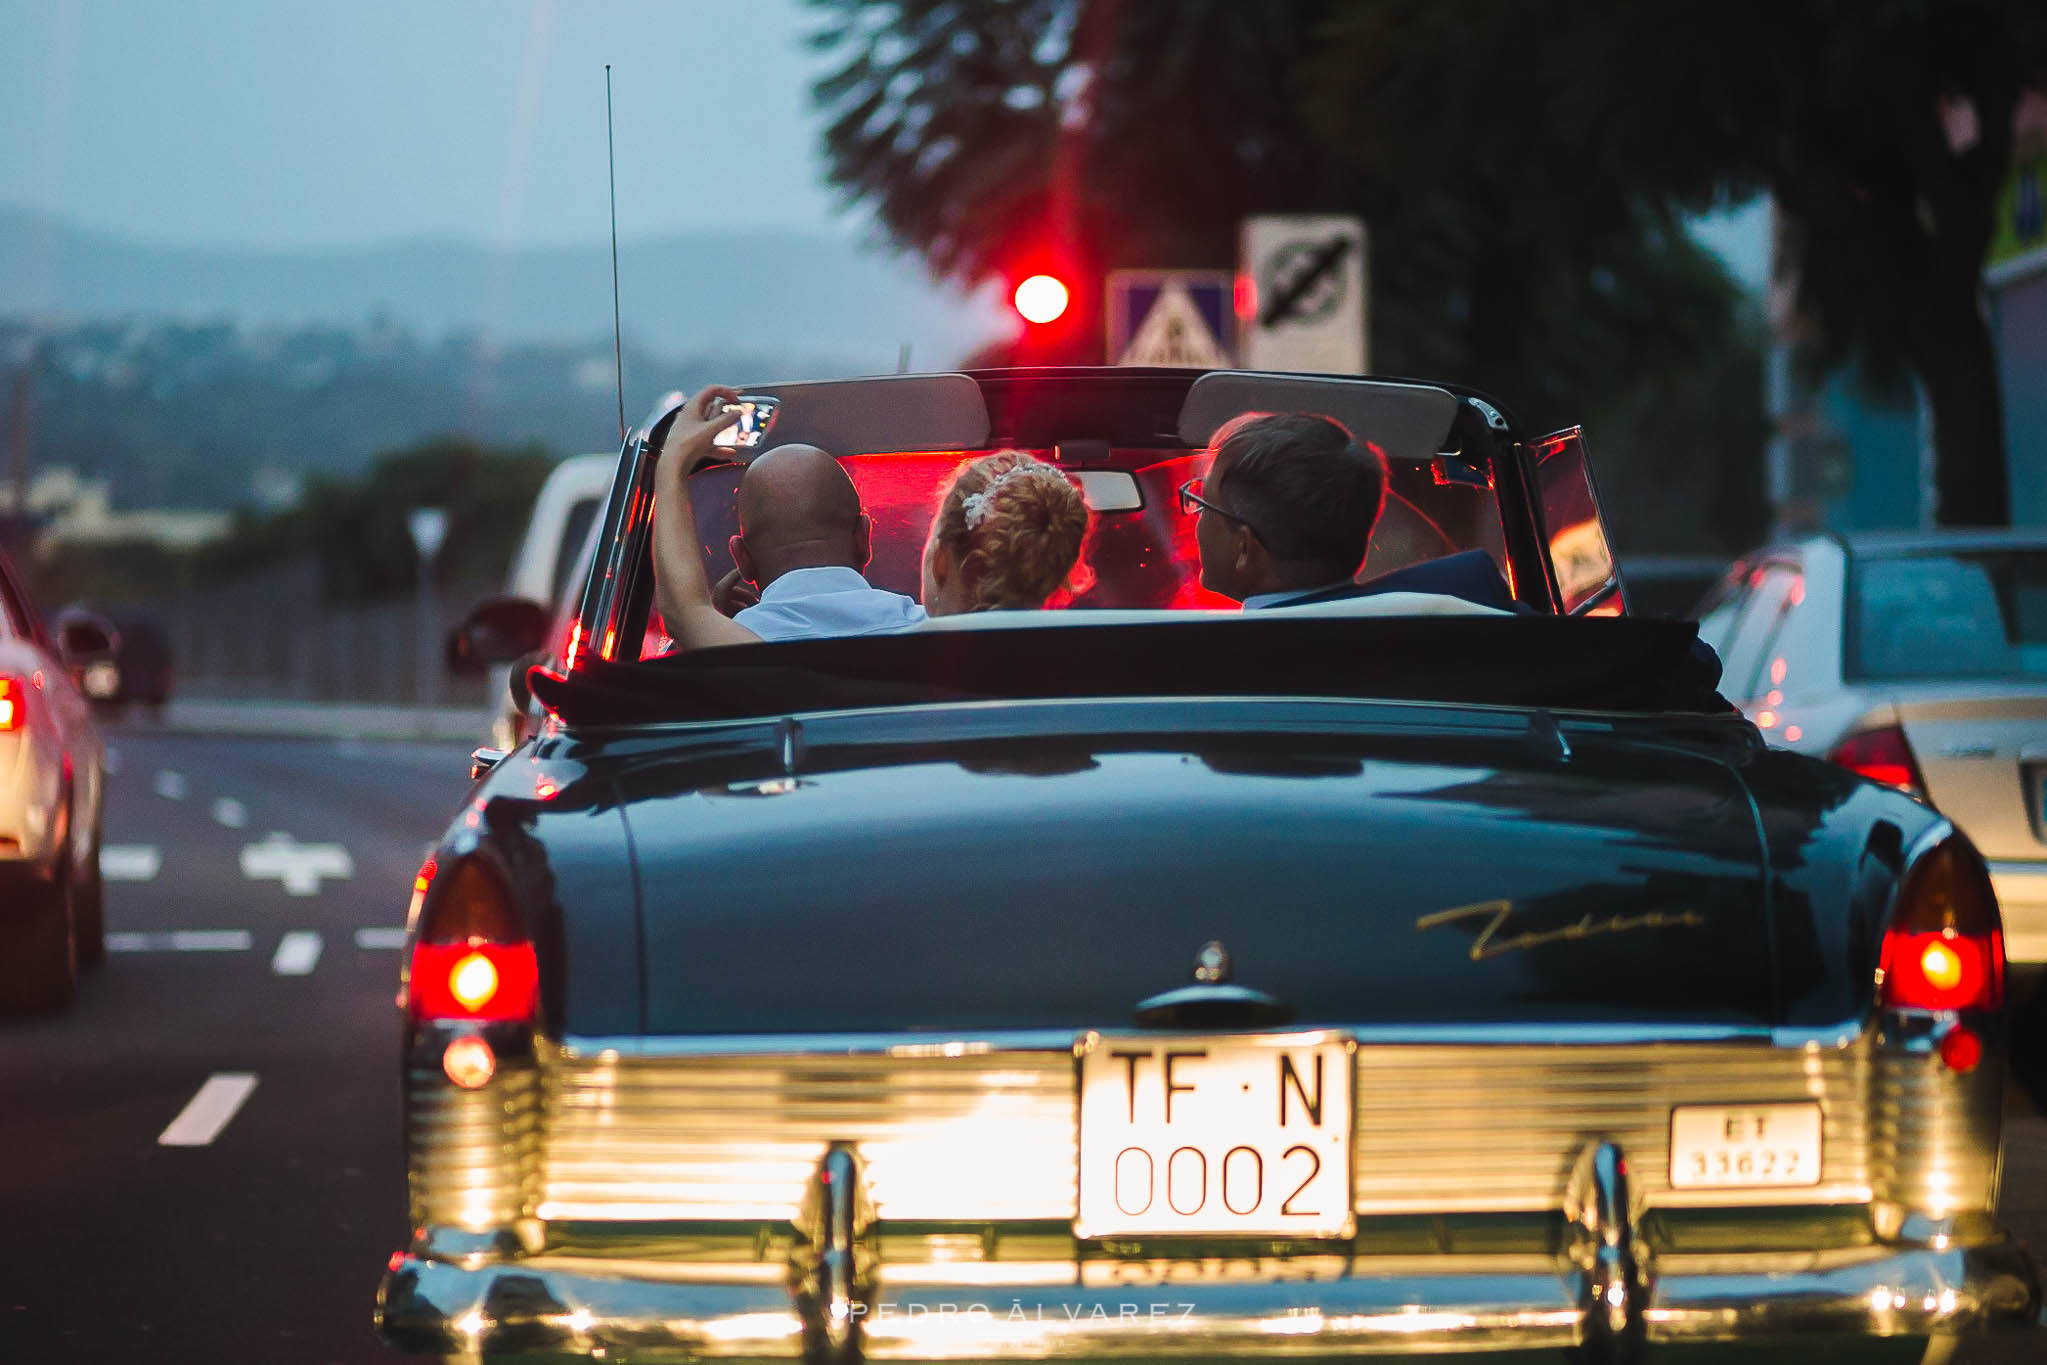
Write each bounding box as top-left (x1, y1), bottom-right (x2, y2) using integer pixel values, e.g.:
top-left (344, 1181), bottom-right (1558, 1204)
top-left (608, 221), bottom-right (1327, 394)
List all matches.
top-left (451, 596), bottom-right (551, 669)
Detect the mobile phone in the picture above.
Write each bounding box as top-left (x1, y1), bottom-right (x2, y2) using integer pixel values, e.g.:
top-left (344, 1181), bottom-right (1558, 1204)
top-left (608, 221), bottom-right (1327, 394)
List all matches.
top-left (712, 396), bottom-right (781, 449)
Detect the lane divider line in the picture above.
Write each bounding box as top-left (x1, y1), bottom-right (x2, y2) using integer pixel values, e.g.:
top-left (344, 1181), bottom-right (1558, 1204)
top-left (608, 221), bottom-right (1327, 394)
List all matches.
top-left (211, 797), bottom-right (248, 829)
top-left (271, 930), bottom-right (323, 976)
top-left (100, 844), bottom-right (163, 882)
top-left (108, 930), bottom-right (254, 952)
top-left (354, 927), bottom-right (408, 950)
top-left (159, 1073), bottom-right (258, 1147)
top-left (153, 770), bottom-right (187, 800)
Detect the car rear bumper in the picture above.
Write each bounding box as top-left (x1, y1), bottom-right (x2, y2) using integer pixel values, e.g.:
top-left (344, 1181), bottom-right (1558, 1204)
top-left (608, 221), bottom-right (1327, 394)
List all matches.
top-left (1990, 860), bottom-right (2047, 962)
top-left (378, 1237), bottom-right (2040, 1361)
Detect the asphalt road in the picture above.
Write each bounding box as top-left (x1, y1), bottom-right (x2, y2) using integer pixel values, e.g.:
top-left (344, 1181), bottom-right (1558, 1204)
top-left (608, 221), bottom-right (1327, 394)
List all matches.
top-left (2, 725), bottom-right (2043, 1363)
top-left (2, 726), bottom-right (475, 1364)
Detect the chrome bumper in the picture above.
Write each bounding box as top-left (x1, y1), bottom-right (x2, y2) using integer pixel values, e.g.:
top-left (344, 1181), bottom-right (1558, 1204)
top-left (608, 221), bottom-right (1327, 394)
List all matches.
top-left (378, 1239), bottom-right (2040, 1361)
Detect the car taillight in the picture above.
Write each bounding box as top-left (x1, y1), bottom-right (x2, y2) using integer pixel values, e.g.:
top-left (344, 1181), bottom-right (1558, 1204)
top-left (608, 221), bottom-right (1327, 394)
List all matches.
top-left (1828, 724), bottom-right (1923, 795)
top-left (1879, 836), bottom-right (2003, 1015)
top-left (0, 676), bottom-right (19, 731)
top-left (407, 858), bottom-right (537, 1023)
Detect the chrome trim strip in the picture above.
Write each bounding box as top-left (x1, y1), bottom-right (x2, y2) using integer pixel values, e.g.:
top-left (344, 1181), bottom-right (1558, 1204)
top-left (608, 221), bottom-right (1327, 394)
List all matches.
top-left (559, 1022), bottom-right (1799, 1059)
top-left (378, 1239), bottom-right (2041, 1357)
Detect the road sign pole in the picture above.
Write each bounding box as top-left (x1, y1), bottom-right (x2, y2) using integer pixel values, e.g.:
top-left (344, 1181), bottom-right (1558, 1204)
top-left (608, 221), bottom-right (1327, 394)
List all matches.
top-left (406, 507), bottom-right (449, 711)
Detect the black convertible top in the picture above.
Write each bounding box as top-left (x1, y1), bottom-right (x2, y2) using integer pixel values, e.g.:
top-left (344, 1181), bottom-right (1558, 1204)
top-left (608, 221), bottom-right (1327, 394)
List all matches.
top-left (531, 615), bottom-right (1728, 727)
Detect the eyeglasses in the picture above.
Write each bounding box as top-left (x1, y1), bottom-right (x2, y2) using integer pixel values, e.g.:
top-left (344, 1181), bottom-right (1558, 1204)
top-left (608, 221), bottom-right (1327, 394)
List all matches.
top-left (1177, 478), bottom-right (1263, 541)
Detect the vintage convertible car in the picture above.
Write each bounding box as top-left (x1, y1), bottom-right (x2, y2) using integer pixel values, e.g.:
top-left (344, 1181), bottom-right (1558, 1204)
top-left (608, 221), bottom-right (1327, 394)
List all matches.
top-left (378, 369), bottom-right (2040, 1363)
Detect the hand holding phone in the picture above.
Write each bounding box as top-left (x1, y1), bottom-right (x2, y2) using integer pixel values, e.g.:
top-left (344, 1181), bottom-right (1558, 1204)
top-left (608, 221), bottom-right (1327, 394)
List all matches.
top-left (711, 396), bottom-right (781, 449)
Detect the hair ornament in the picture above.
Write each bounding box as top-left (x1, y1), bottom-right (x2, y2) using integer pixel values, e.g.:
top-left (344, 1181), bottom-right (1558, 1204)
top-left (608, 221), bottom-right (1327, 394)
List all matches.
top-left (961, 461), bottom-right (1074, 531)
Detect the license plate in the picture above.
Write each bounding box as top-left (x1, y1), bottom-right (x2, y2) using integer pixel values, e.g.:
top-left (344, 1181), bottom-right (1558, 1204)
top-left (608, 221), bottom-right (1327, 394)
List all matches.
top-left (1076, 1033), bottom-right (1353, 1239)
top-left (1668, 1102), bottom-right (1822, 1189)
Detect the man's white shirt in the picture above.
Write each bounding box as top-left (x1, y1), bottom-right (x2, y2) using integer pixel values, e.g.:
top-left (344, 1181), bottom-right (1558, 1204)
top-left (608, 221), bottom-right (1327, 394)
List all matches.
top-left (732, 566), bottom-right (927, 641)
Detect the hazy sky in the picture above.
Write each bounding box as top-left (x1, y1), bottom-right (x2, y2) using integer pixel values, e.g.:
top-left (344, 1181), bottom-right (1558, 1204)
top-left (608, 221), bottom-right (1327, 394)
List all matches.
top-left (0, 0), bottom-right (1771, 287)
top-left (0, 0), bottom-right (847, 249)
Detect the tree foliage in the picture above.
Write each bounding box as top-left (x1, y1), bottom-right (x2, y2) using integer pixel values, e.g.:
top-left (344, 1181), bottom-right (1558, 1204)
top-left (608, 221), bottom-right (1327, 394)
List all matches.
top-left (811, 0), bottom-right (2047, 527)
top-left (807, 0), bottom-right (1751, 436)
top-left (193, 436), bottom-right (556, 602)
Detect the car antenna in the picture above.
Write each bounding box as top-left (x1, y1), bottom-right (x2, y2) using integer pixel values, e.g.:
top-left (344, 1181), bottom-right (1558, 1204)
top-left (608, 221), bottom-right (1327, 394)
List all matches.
top-left (606, 64), bottom-right (627, 443)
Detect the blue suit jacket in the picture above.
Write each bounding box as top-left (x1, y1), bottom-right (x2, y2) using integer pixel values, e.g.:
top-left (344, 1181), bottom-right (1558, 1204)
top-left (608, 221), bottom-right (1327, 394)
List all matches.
top-left (1283, 550), bottom-right (1520, 613)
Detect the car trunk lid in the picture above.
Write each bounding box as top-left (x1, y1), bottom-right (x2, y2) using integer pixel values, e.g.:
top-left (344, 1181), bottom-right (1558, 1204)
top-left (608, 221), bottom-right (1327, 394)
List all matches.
top-left (625, 716), bottom-right (1773, 1034)
top-left (1892, 684), bottom-right (2047, 861)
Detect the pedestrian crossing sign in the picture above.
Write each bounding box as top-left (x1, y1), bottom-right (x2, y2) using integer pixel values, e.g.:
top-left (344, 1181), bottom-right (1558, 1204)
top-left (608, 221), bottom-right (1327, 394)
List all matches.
top-left (1107, 270), bottom-right (1235, 367)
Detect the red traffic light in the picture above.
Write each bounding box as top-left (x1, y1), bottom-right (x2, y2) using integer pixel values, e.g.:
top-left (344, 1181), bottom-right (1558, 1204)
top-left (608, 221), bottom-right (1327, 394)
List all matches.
top-left (1013, 274), bottom-right (1070, 325)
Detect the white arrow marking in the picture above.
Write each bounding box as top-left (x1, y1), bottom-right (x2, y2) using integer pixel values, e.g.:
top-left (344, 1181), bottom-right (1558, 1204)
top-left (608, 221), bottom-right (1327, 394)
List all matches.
top-left (239, 832), bottom-right (354, 897)
top-left (153, 770), bottom-right (187, 800)
top-left (354, 927), bottom-right (408, 950)
top-left (103, 745), bottom-right (122, 774)
top-left (107, 930), bottom-right (253, 952)
top-left (211, 797), bottom-right (248, 829)
top-left (158, 1073), bottom-right (258, 1147)
top-left (100, 844), bottom-right (162, 881)
top-left (271, 930), bottom-right (323, 976)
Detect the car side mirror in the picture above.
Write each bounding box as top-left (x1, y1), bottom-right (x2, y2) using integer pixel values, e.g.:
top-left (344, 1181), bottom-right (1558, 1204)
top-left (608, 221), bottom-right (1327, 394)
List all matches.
top-left (57, 614), bottom-right (116, 665)
top-left (451, 596), bottom-right (551, 669)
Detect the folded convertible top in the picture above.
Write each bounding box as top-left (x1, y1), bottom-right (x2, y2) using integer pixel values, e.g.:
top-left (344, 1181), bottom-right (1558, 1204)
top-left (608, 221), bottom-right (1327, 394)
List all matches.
top-left (531, 615), bottom-right (1730, 727)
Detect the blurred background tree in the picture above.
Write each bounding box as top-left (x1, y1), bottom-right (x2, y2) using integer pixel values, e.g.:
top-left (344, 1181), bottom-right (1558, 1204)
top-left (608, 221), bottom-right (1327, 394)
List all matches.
top-left (810, 0), bottom-right (2045, 531)
top-left (191, 436), bottom-right (554, 602)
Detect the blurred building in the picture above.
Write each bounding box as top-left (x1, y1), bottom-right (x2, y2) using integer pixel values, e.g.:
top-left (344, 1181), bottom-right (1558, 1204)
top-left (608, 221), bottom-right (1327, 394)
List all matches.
top-left (1769, 91), bottom-right (2047, 533)
top-left (0, 466), bottom-right (230, 553)
top-left (1989, 94), bottom-right (2047, 520)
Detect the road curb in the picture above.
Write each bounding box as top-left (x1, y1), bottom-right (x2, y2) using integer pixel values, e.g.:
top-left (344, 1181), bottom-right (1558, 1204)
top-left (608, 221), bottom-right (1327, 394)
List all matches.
top-left (115, 699), bottom-right (483, 743)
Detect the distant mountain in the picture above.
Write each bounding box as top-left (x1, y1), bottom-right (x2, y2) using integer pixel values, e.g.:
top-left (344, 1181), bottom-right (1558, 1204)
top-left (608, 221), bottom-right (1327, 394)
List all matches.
top-left (0, 204), bottom-right (1007, 370)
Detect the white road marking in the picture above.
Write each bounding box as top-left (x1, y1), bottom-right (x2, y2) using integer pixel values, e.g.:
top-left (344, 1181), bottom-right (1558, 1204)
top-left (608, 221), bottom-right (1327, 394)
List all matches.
top-left (271, 930), bottom-right (323, 975)
top-left (103, 745), bottom-right (121, 774)
top-left (239, 832), bottom-right (354, 896)
top-left (354, 927), bottom-right (408, 950)
top-left (153, 770), bottom-right (187, 800)
top-left (107, 930), bottom-right (253, 952)
top-left (211, 797), bottom-right (248, 828)
top-left (158, 1073), bottom-right (258, 1147)
top-left (100, 844), bottom-right (162, 882)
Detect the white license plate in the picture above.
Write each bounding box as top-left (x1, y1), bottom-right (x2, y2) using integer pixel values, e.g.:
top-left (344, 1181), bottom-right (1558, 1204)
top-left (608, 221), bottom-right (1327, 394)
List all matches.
top-left (1668, 1102), bottom-right (1822, 1189)
top-left (1076, 1033), bottom-right (1353, 1239)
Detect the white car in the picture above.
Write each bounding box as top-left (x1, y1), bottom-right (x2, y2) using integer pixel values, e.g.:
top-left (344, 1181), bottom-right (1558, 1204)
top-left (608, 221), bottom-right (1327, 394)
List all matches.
top-left (0, 546), bottom-right (108, 1014)
top-left (1697, 530), bottom-right (2047, 962)
top-left (484, 453), bottom-right (613, 751)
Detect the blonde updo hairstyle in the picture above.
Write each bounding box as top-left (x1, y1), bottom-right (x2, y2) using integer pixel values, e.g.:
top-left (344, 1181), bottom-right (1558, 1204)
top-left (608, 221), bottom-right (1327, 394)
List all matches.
top-left (929, 451), bottom-right (1090, 611)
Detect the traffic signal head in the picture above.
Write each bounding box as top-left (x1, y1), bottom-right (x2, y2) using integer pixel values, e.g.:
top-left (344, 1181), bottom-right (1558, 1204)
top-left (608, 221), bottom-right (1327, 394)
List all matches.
top-left (1013, 274), bottom-right (1070, 325)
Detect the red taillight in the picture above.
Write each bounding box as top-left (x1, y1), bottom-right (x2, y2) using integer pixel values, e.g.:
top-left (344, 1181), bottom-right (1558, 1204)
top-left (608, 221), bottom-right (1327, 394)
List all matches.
top-left (1879, 837), bottom-right (2004, 1013)
top-left (411, 942), bottom-right (538, 1021)
top-left (0, 676), bottom-right (19, 731)
top-left (407, 858), bottom-right (537, 1022)
top-left (1829, 725), bottom-right (1922, 793)
top-left (412, 943), bottom-right (538, 1022)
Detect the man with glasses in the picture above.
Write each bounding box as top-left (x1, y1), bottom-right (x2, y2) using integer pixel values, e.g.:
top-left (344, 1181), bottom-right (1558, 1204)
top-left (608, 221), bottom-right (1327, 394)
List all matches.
top-left (1181, 411), bottom-right (1518, 611)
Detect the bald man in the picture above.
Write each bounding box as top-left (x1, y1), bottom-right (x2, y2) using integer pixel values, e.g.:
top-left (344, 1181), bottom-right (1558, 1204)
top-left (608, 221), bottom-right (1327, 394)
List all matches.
top-left (653, 387), bottom-right (925, 651)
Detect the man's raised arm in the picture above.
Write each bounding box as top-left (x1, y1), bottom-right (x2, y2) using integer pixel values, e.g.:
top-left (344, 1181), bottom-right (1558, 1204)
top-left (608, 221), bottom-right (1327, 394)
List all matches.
top-left (651, 386), bottom-right (765, 652)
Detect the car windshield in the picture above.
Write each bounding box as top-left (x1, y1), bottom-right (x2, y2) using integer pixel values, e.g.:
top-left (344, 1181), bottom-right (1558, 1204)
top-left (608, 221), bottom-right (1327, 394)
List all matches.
top-left (1851, 549), bottom-right (2047, 680)
top-left (640, 442), bottom-right (1510, 656)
